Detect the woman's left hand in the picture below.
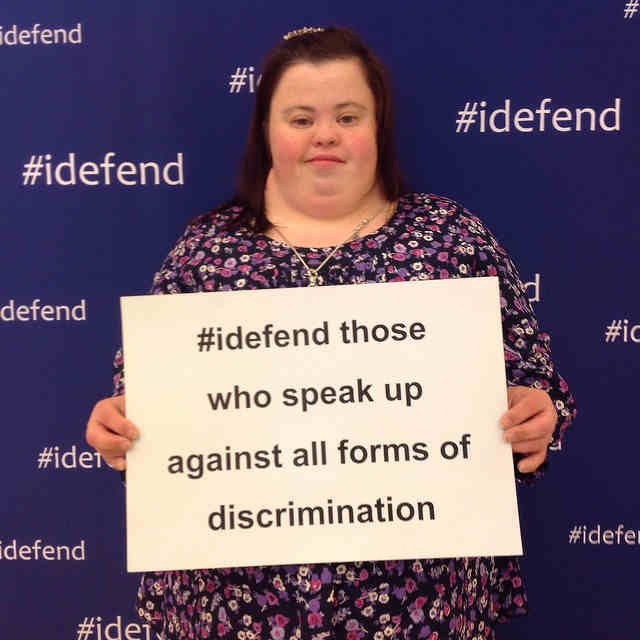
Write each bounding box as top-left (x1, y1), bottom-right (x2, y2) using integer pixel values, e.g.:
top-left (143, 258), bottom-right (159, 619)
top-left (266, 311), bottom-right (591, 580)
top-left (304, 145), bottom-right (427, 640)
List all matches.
top-left (501, 386), bottom-right (557, 473)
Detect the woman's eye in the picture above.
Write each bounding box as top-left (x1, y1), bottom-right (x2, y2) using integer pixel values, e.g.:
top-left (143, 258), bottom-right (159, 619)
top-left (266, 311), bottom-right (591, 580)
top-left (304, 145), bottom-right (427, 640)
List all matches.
top-left (339, 114), bottom-right (358, 124)
top-left (291, 117), bottom-right (312, 126)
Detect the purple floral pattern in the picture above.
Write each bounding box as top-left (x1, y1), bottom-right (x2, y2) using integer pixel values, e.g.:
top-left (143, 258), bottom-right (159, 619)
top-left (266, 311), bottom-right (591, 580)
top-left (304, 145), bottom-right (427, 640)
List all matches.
top-left (113, 193), bottom-right (576, 639)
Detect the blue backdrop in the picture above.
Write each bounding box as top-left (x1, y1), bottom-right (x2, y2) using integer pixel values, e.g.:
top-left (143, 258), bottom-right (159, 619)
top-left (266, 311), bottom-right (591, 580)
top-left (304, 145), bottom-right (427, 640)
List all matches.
top-left (1, 1), bottom-right (638, 638)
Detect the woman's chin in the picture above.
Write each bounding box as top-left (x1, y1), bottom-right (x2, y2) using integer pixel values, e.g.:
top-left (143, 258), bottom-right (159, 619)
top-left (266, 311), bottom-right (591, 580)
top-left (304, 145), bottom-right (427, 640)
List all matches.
top-left (305, 183), bottom-right (344, 200)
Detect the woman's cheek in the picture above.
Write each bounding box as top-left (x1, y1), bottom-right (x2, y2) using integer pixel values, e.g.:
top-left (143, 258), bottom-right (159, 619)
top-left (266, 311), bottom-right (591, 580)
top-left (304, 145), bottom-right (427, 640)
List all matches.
top-left (271, 132), bottom-right (306, 167)
top-left (347, 128), bottom-right (378, 165)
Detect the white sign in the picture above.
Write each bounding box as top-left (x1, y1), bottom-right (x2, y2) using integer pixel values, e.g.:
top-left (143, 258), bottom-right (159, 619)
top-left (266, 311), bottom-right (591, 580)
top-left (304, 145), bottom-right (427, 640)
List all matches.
top-left (121, 277), bottom-right (522, 572)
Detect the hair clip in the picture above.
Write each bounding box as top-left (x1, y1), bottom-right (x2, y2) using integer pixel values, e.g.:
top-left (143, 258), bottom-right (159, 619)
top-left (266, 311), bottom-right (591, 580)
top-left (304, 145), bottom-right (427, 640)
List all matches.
top-left (283, 27), bottom-right (325, 41)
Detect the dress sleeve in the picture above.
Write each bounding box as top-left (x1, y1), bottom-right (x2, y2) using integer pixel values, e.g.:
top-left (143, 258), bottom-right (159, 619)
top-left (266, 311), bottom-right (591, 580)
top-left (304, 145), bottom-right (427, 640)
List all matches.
top-left (460, 205), bottom-right (577, 483)
top-left (112, 222), bottom-right (203, 397)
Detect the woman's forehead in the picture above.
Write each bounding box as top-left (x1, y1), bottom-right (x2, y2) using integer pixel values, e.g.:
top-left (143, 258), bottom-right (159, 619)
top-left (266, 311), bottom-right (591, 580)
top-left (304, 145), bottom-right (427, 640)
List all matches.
top-left (271, 59), bottom-right (373, 108)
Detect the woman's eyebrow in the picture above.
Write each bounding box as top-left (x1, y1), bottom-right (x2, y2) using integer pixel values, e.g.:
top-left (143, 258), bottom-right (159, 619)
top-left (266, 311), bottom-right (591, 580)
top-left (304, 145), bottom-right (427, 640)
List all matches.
top-left (282, 102), bottom-right (367, 115)
top-left (282, 105), bottom-right (315, 115)
top-left (334, 101), bottom-right (366, 111)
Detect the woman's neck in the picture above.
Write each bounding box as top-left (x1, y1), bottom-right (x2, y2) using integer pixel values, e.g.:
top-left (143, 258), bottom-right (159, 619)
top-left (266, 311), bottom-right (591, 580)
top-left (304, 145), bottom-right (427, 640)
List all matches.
top-left (263, 175), bottom-right (392, 247)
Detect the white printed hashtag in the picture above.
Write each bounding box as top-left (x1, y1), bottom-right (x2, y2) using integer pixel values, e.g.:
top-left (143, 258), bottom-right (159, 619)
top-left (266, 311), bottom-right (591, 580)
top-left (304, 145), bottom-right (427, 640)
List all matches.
top-left (455, 102), bottom-right (478, 133)
top-left (568, 526), bottom-right (581, 544)
top-left (76, 617), bottom-right (95, 640)
top-left (37, 447), bottom-right (54, 469)
top-left (229, 67), bottom-right (248, 93)
top-left (624, 0), bottom-right (638, 19)
top-left (22, 155), bottom-right (44, 186)
top-left (604, 320), bottom-right (622, 343)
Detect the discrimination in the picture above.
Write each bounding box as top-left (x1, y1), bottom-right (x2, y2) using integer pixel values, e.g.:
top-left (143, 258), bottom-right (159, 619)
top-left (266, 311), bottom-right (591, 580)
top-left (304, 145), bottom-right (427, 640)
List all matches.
top-left (208, 496), bottom-right (435, 531)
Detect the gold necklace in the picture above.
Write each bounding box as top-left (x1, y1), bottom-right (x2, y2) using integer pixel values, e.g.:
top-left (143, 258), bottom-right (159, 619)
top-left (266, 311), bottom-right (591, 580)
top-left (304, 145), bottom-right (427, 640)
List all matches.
top-left (271, 202), bottom-right (392, 286)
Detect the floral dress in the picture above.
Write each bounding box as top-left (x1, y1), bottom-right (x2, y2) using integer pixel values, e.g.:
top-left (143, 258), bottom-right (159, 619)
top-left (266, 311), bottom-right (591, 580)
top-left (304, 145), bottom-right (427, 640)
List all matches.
top-left (113, 193), bottom-right (576, 640)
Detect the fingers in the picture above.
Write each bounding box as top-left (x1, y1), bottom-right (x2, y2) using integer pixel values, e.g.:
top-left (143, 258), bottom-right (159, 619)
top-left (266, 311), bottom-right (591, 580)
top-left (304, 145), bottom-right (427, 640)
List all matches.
top-left (94, 430), bottom-right (132, 467)
top-left (507, 421), bottom-right (552, 472)
top-left (516, 450), bottom-right (547, 474)
top-left (501, 386), bottom-right (557, 474)
top-left (103, 454), bottom-right (127, 471)
top-left (502, 412), bottom-right (554, 445)
top-left (93, 396), bottom-right (139, 439)
top-left (502, 387), bottom-right (556, 439)
top-left (510, 435), bottom-right (550, 454)
top-left (86, 396), bottom-right (139, 472)
top-left (501, 387), bottom-right (550, 428)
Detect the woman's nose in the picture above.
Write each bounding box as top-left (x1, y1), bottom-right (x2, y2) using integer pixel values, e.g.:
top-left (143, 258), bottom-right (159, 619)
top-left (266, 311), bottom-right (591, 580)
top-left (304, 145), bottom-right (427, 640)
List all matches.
top-left (312, 121), bottom-right (339, 146)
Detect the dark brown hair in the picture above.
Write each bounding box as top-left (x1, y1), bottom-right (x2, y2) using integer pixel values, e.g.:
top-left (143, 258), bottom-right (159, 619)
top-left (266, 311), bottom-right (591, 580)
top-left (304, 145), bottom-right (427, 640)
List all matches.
top-left (226, 26), bottom-right (406, 232)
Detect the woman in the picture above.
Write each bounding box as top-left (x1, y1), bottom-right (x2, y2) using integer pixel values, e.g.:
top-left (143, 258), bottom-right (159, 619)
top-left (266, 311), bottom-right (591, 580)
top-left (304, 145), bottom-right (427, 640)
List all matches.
top-left (87, 26), bottom-right (576, 640)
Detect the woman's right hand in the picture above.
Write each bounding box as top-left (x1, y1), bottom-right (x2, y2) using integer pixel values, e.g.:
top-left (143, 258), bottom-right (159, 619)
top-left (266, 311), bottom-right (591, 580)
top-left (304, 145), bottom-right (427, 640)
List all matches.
top-left (85, 395), bottom-right (139, 471)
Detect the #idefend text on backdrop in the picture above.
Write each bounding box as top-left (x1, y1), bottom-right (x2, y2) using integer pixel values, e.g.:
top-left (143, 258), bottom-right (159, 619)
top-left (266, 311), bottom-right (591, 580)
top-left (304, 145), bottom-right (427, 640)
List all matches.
top-left (1, 3), bottom-right (638, 639)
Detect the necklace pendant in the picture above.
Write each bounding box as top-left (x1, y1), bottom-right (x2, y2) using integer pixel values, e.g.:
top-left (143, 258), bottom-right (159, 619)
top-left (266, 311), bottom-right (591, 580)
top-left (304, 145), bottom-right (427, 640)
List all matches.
top-left (307, 270), bottom-right (318, 286)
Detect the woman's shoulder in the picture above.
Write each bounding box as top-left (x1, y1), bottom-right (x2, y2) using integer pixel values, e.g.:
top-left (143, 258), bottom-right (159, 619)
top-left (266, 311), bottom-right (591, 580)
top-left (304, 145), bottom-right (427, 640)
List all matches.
top-left (157, 202), bottom-right (251, 270)
top-left (398, 192), bottom-right (492, 237)
top-left (187, 201), bottom-right (250, 237)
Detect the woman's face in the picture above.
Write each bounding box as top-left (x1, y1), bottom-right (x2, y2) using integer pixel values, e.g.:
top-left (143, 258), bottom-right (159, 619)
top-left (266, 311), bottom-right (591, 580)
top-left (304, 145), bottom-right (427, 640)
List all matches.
top-left (266, 58), bottom-right (379, 208)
